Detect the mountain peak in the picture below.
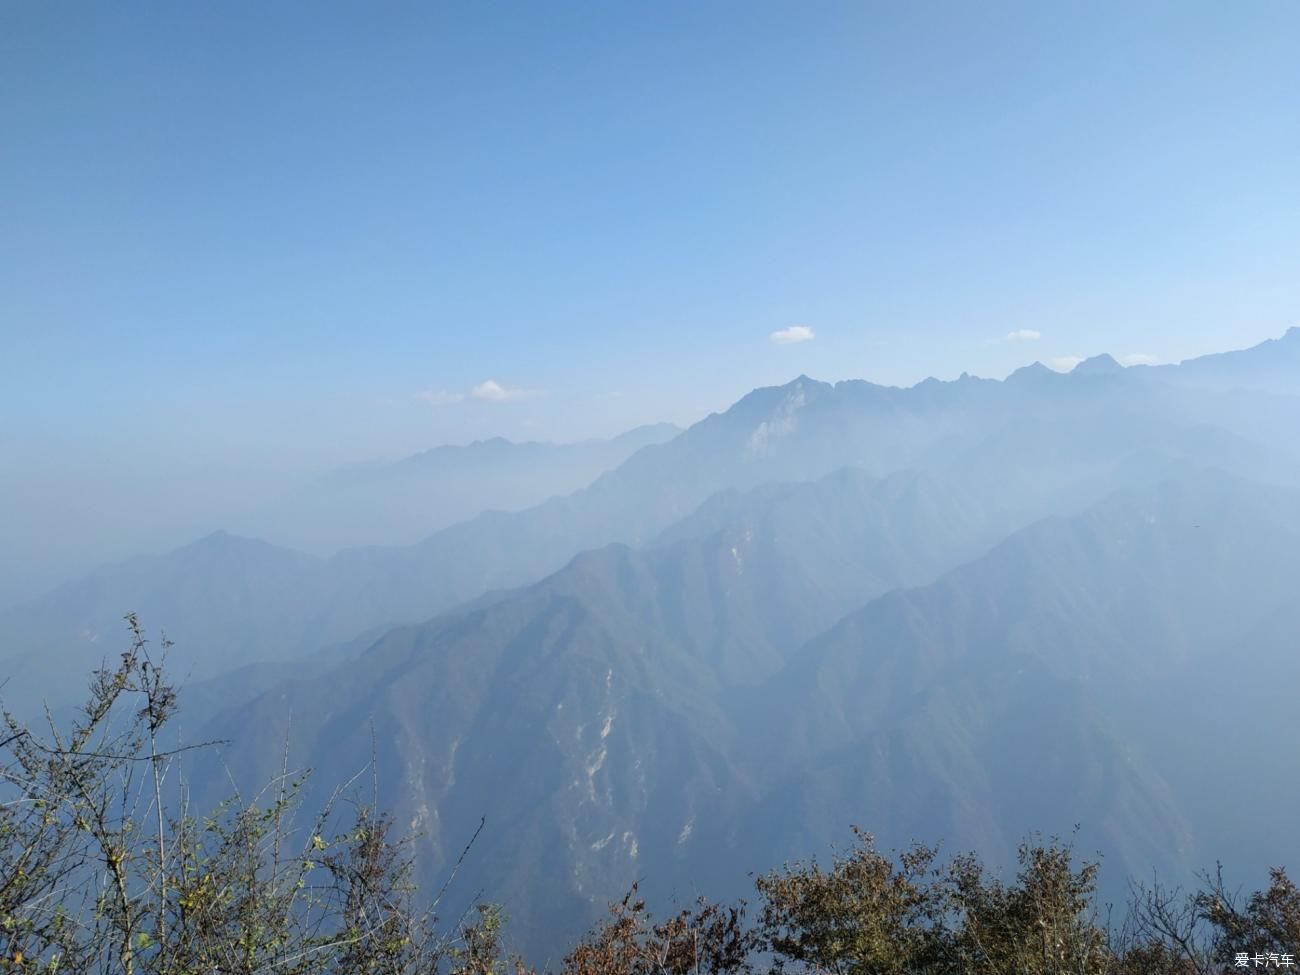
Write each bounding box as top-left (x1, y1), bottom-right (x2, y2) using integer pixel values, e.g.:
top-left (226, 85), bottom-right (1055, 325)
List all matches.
top-left (183, 529), bottom-right (280, 554)
top-left (167, 530), bottom-right (304, 566)
top-left (193, 529), bottom-right (237, 546)
top-left (1072, 353), bottom-right (1124, 376)
top-left (761, 374), bottom-right (834, 405)
top-left (786, 373), bottom-right (830, 392)
top-left (1007, 361), bottom-right (1056, 383)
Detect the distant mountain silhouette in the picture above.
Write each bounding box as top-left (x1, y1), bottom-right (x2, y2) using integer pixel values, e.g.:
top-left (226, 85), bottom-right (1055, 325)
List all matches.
top-left (231, 422), bottom-right (681, 552)
top-left (1070, 352), bottom-right (1125, 376)
top-left (1140, 326), bottom-right (1300, 392)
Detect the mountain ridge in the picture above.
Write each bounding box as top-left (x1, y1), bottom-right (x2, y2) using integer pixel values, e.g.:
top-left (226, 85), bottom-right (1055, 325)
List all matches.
top-left (5, 335), bottom-right (1297, 714)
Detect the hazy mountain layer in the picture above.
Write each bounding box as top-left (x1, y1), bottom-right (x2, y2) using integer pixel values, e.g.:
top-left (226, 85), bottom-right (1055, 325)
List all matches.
top-left (5, 349), bottom-right (1293, 714)
top-left (184, 472), bottom-right (1300, 959)
top-left (231, 423), bottom-right (681, 553)
top-left (739, 474), bottom-right (1300, 887)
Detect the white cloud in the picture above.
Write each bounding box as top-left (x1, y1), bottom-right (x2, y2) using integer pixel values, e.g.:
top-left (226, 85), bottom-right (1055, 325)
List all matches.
top-left (1006, 329), bottom-right (1042, 342)
top-left (770, 325), bottom-right (816, 345)
top-left (470, 379), bottom-right (538, 402)
top-left (414, 389), bottom-right (464, 405)
top-left (1121, 352), bottom-right (1159, 366)
top-left (415, 379), bottom-right (540, 405)
top-left (1047, 355), bottom-right (1084, 372)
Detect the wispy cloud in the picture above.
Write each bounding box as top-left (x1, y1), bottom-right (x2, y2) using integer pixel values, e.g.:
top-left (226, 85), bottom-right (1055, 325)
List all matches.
top-left (1121, 353), bottom-right (1159, 366)
top-left (415, 379), bottom-right (541, 405)
top-left (1048, 355), bottom-right (1083, 372)
top-left (414, 389), bottom-right (465, 405)
top-left (1006, 329), bottom-right (1042, 342)
top-left (470, 379), bottom-right (540, 402)
top-left (770, 325), bottom-right (815, 345)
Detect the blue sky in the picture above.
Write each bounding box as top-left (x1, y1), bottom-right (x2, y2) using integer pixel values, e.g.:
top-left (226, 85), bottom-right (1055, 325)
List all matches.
top-left (2, 0), bottom-right (1299, 596)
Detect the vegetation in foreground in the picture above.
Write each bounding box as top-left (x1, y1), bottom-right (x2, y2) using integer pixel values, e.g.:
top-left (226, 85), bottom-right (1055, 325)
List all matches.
top-left (1, 620), bottom-right (1295, 974)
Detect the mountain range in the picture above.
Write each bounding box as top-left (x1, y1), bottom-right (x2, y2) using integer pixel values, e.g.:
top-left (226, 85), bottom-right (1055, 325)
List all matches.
top-left (6, 333), bottom-right (1297, 711)
top-left (3, 328), bottom-right (1299, 960)
top-left (229, 422), bottom-right (681, 553)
